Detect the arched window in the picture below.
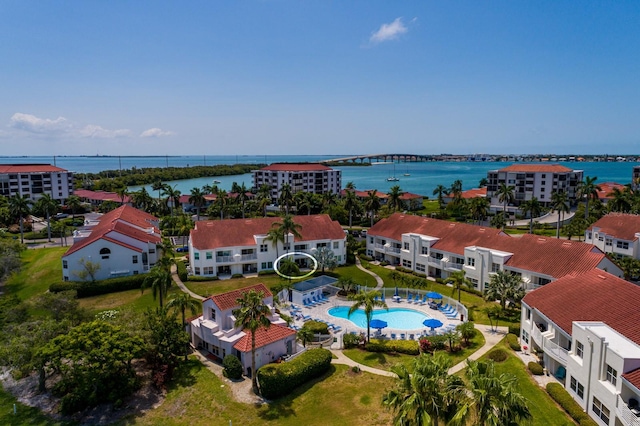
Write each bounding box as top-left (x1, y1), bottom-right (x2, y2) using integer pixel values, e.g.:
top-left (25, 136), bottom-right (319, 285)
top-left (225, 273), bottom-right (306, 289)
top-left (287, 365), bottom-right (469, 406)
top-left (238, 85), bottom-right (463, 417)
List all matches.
top-left (100, 247), bottom-right (111, 259)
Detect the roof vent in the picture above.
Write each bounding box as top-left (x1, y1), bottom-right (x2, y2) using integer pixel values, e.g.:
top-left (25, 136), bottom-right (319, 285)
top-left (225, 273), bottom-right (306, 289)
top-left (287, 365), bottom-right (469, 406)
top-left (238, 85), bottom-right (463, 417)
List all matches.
top-left (479, 228), bottom-right (485, 232)
top-left (537, 238), bottom-right (546, 242)
top-left (562, 242), bottom-right (572, 246)
top-left (597, 274), bottom-right (606, 280)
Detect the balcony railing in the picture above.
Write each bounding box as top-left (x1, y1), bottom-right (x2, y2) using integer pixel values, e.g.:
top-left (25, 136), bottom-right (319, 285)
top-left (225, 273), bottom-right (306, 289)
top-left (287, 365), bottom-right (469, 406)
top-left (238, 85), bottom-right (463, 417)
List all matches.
top-left (428, 257), bottom-right (444, 267)
top-left (216, 255), bottom-right (234, 263)
top-left (531, 326), bottom-right (543, 347)
top-left (241, 253), bottom-right (257, 261)
top-left (543, 335), bottom-right (568, 364)
top-left (617, 395), bottom-right (640, 426)
top-left (445, 262), bottom-right (464, 271)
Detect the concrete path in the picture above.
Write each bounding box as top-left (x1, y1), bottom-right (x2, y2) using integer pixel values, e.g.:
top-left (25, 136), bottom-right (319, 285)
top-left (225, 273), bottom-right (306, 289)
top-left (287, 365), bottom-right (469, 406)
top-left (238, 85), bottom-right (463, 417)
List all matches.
top-left (330, 324), bottom-right (508, 377)
top-left (171, 264), bottom-right (205, 301)
top-left (355, 257), bottom-right (384, 289)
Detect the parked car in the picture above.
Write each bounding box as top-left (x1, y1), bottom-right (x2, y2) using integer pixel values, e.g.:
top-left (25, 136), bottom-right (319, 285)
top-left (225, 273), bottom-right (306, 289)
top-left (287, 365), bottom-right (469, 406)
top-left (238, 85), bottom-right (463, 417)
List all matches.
top-left (176, 246), bottom-right (189, 253)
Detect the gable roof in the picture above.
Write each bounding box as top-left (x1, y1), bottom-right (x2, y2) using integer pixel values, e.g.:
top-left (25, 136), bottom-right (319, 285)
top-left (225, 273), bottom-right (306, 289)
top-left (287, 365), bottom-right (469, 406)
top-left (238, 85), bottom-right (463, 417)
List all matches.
top-left (622, 368), bottom-right (640, 393)
top-left (596, 182), bottom-right (624, 201)
top-left (259, 163), bottom-right (333, 172)
top-left (497, 164), bottom-right (574, 173)
top-left (522, 269), bottom-right (640, 345)
top-left (63, 205), bottom-right (160, 256)
top-left (369, 213), bottom-right (609, 279)
top-left (588, 213), bottom-right (640, 241)
top-left (340, 189), bottom-right (389, 199)
top-left (190, 214), bottom-right (345, 250)
top-left (233, 323), bottom-right (296, 352)
top-left (0, 164), bottom-right (67, 173)
top-left (209, 283), bottom-right (272, 311)
top-left (74, 189), bottom-right (132, 204)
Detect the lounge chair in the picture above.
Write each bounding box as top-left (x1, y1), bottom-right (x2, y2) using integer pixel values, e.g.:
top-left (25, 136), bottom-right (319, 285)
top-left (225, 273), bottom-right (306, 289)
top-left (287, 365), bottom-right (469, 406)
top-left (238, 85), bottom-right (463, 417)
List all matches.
top-left (439, 304), bottom-right (450, 311)
top-left (555, 366), bottom-right (566, 381)
top-left (332, 326), bottom-right (342, 333)
top-left (420, 295), bottom-right (428, 305)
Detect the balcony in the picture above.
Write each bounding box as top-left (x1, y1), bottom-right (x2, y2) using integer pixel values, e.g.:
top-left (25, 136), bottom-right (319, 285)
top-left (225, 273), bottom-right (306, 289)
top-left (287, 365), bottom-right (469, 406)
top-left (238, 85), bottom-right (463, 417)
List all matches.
top-left (445, 262), bottom-right (463, 271)
top-left (531, 326), bottom-right (543, 347)
top-left (617, 395), bottom-right (640, 426)
top-left (216, 255), bottom-right (234, 263)
top-left (542, 333), bottom-right (568, 365)
top-left (240, 253), bottom-right (257, 261)
top-left (428, 257), bottom-right (444, 268)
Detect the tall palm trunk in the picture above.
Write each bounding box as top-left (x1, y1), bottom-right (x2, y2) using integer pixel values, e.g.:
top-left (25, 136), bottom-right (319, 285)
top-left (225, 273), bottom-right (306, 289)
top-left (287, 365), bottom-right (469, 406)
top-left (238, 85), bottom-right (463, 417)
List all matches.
top-left (46, 211), bottom-right (52, 242)
top-left (251, 333), bottom-right (258, 392)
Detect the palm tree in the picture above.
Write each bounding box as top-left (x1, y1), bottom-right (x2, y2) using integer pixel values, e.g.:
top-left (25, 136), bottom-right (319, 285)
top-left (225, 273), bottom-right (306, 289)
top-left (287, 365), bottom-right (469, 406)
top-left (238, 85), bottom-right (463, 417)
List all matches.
top-left (478, 177), bottom-right (488, 187)
top-left (131, 187), bottom-right (154, 212)
top-left (451, 360), bottom-right (531, 426)
top-left (235, 183), bottom-right (249, 218)
top-left (273, 215), bottom-right (302, 253)
top-left (264, 227), bottom-right (284, 258)
top-left (115, 186), bottom-right (129, 206)
top-left (468, 197), bottom-right (489, 225)
top-left (445, 270), bottom-right (471, 303)
top-left (34, 194), bottom-right (59, 242)
top-left (551, 191), bottom-right (570, 238)
top-left (152, 180), bottom-right (164, 204)
top-left (345, 181), bottom-right (356, 191)
top-left (485, 270), bottom-right (524, 310)
top-left (383, 353), bottom-right (466, 426)
top-left (495, 183), bottom-right (515, 227)
top-left (449, 180), bottom-right (463, 206)
top-left (490, 212), bottom-right (505, 230)
top-left (8, 194), bottom-right (32, 244)
top-left (233, 289), bottom-right (271, 393)
top-left (65, 195), bottom-right (82, 219)
top-left (141, 265), bottom-right (173, 308)
top-left (294, 191), bottom-right (312, 215)
top-left (321, 191), bottom-right (338, 212)
top-left (296, 327), bottom-right (314, 348)
top-left (519, 197), bottom-right (543, 234)
top-left (577, 176), bottom-right (602, 220)
top-left (162, 185), bottom-right (181, 216)
top-left (613, 255), bottom-right (640, 281)
top-left (363, 190), bottom-right (381, 227)
top-left (343, 188), bottom-right (361, 228)
top-left (313, 246), bottom-right (338, 273)
top-left (166, 293), bottom-right (200, 360)
top-left (387, 185), bottom-right (404, 213)
top-left (189, 187), bottom-right (206, 221)
top-left (215, 189), bottom-right (229, 220)
top-left (348, 289), bottom-right (387, 343)
top-left (608, 186), bottom-right (633, 213)
top-left (278, 183), bottom-right (294, 214)
top-left (433, 185), bottom-right (449, 210)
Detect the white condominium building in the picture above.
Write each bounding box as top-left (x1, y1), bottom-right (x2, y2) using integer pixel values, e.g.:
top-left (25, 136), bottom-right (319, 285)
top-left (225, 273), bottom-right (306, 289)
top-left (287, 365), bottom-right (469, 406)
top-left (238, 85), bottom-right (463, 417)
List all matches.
top-left (253, 163), bottom-right (341, 203)
top-left (0, 164), bottom-right (74, 202)
top-left (586, 213), bottom-right (640, 260)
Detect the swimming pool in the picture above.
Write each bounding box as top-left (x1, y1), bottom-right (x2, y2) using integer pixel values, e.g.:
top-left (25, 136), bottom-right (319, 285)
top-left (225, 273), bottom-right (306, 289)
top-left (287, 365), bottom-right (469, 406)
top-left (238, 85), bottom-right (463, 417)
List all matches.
top-left (328, 306), bottom-right (431, 330)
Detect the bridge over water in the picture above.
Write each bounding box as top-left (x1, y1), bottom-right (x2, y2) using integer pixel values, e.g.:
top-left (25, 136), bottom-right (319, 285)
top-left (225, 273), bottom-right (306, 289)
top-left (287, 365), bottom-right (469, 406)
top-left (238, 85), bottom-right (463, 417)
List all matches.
top-left (320, 154), bottom-right (435, 164)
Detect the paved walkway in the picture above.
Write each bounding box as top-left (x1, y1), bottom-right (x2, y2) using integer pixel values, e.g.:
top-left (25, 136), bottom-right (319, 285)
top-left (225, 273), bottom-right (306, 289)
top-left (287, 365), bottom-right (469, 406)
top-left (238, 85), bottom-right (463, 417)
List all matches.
top-left (355, 256), bottom-right (384, 289)
top-left (171, 264), bottom-right (205, 301)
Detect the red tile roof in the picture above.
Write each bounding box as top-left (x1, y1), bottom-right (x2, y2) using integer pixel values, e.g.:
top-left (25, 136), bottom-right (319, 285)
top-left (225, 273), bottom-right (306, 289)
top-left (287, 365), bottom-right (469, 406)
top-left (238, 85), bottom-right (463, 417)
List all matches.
top-left (0, 164), bottom-right (67, 173)
top-left (340, 189), bottom-right (389, 199)
top-left (588, 213), bottom-right (640, 241)
top-left (523, 269), bottom-right (640, 345)
top-left (461, 187), bottom-right (487, 199)
top-left (259, 163), bottom-right (333, 172)
top-left (233, 323), bottom-right (296, 352)
top-left (498, 164), bottom-right (573, 173)
top-left (209, 283), bottom-right (272, 311)
top-left (190, 214), bottom-right (345, 250)
top-left (74, 189), bottom-right (131, 203)
top-left (369, 213), bottom-right (609, 279)
top-left (597, 182), bottom-right (625, 200)
top-left (63, 205), bottom-right (160, 256)
top-left (622, 368), bottom-right (640, 392)
top-left (399, 192), bottom-right (423, 200)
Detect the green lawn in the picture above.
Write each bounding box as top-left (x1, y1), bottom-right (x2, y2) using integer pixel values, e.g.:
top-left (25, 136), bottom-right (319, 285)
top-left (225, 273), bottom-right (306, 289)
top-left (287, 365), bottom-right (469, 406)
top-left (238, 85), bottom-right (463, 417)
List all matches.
top-left (480, 340), bottom-right (574, 426)
top-left (5, 247), bottom-right (67, 301)
top-left (0, 385), bottom-right (74, 426)
top-left (116, 360), bottom-right (393, 426)
top-left (342, 329), bottom-right (485, 371)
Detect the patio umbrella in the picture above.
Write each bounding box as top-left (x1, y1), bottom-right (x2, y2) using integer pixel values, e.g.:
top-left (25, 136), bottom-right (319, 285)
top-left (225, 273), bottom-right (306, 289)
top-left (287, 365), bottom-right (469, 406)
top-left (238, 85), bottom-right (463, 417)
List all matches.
top-left (394, 287), bottom-right (399, 296)
top-left (423, 318), bottom-right (443, 332)
top-left (370, 319), bottom-right (388, 330)
top-left (427, 291), bottom-right (443, 299)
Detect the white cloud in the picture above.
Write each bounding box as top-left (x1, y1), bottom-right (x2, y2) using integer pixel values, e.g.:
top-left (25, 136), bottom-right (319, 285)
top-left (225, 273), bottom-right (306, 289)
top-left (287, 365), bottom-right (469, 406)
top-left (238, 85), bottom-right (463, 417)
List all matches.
top-left (370, 18), bottom-right (409, 44)
top-left (9, 112), bottom-right (130, 139)
top-left (140, 128), bottom-right (175, 138)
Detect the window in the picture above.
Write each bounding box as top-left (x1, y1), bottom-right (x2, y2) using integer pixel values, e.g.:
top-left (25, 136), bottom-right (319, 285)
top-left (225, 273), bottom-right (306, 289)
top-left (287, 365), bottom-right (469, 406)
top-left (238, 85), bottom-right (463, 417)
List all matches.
top-left (295, 244), bottom-right (307, 251)
top-left (260, 244), bottom-right (268, 252)
top-left (316, 242), bottom-right (327, 248)
top-left (211, 308), bottom-right (216, 321)
top-left (592, 397), bottom-right (610, 424)
top-left (261, 262), bottom-right (273, 269)
top-left (100, 247), bottom-right (111, 259)
top-left (421, 246), bottom-right (428, 255)
top-left (206, 252), bottom-right (212, 260)
top-left (194, 267), bottom-right (200, 274)
top-left (149, 248), bottom-right (156, 254)
top-left (203, 266), bottom-right (214, 275)
top-left (605, 238), bottom-right (612, 246)
top-left (241, 248), bottom-right (254, 255)
top-left (403, 242), bottom-right (410, 250)
top-left (402, 259), bottom-right (412, 268)
top-left (521, 330), bottom-right (529, 344)
top-left (333, 241), bottom-right (339, 249)
top-left (63, 276), bottom-right (69, 281)
top-left (491, 262), bottom-right (500, 272)
top-left (587, 232), bottom-right (592, 240)
top-left (283, 243), bottom-right (291, 251)
top-left (616, 241), bottom-right (629, 249)
top-left (575, 341), bottom-right (584, 358)
top-left (132, 255), bottom-right (138, 264)
top-left (526, 308), bottom-right (531, 320)
top-left (133, 270), bottom-right (138, 275)
top-left (370, 237), bottom-right (374, 244)
top-left (467, 257), bottom-right (475, 267)
top-left (194, 253), bottom-right (200, 260)
top-left (63, 260), bottom-right (68, 269)
top-left (606, 364), bottom-right (617, 386)
top-left (416, 263), bottom-right (425, 272)
top-left (570, 376), bottom-right (584, 399)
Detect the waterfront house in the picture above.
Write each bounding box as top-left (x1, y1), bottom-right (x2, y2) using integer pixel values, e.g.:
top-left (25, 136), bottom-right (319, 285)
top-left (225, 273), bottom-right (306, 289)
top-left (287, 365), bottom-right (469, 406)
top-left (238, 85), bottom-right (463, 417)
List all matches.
top-left (188, 214), bottom-right (346, 278)
top-left (521, 270), bottom-right (640, 426)
top-left (61, 205), bottom-right (161, 281)
top-left (189, 283), bottom-right (296, 377)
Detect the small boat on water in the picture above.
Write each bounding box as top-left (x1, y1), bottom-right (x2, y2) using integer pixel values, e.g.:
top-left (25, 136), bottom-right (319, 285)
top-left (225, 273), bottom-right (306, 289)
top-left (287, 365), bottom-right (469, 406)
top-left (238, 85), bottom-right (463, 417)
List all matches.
top-left (387, 177), bottom-right (400, 182)
top-left (213, 180), bottom-right (221, 184)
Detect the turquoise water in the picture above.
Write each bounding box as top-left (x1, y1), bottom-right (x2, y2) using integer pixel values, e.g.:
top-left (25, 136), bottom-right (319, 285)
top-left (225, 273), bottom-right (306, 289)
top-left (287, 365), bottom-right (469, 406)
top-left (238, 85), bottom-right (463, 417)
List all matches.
top-left (328, 306), bottom-right (431, 330)
top-left (1, 155), bottom-right (637, 197)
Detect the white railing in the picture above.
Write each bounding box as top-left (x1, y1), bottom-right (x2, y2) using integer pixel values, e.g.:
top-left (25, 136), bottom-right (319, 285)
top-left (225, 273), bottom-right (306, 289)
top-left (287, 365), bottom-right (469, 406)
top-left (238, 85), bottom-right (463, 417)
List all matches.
top-left (387, 246), bottom-right (401, 254)
top-left (617, 395), bottom-right (640, 426)
top-left (216, 255), bottom-right (234, 263)
top-left (543, 336), bottom-right (568, 364)
top-left (241, 253), bottom-right (257, 261)
top-left (531, 326), bottom-right (543, 347)
top-left (284, 347), bottom-right (308, 362)
top-left (428, 257), bottom-right (443, 267)
top-left (445, 262), bottom-right (463, 271)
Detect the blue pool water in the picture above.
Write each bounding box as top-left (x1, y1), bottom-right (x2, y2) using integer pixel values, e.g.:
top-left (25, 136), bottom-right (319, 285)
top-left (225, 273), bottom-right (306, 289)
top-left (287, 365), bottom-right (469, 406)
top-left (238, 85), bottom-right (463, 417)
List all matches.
top-left (328, 306), bottom-right (431, 330)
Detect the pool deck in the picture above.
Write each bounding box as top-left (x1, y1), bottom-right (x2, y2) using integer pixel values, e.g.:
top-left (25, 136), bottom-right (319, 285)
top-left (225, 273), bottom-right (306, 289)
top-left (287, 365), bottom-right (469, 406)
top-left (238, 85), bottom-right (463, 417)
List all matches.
top-left (289, 296), bottom-right (462, 340)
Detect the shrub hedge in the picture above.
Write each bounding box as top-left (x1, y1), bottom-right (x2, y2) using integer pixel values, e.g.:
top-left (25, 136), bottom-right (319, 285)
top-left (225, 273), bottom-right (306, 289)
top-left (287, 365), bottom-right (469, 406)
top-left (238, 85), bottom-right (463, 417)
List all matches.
top-left (303, 320), bottom-right (329, 335)
top-left (365, 338), bottom-right (419, 355)
top-left (343, 333), bottom-right (361, 348)
top-left (486, 349), bottom-right (508, 363)
top-left (506, 333), bottom-right (521, 351)
top-left (508, 325), bottom-right (521, 336)
top-left (257, 348), bottom-right (332, 399)
top-left (222, 355), bottom-right (243, 380)
top-left (176, 261), bottom-right (188, 282)
top-left (188, 275), bottom-right (218, 282)
top-left (258, 269), bottom-right (276, 276)
top-left (528, 361), bottom-right (544, 375)
top-left (546, 383), bottom-right (598, 426)
top-left (49, 275), bottom-right (147, 298)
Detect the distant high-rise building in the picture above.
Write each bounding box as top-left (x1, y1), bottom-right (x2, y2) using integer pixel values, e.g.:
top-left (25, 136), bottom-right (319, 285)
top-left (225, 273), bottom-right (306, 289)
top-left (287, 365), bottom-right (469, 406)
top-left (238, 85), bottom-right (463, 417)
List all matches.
top-left (0, 164), bottom-right (74, 202)
top-left (252, 163), bottom-right (341, 203)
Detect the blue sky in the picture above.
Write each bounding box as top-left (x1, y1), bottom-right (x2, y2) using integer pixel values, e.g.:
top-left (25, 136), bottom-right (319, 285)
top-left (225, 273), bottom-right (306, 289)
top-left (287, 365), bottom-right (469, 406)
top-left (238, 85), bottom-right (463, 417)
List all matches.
top-left (1, 1), bottom-right (639, 156)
